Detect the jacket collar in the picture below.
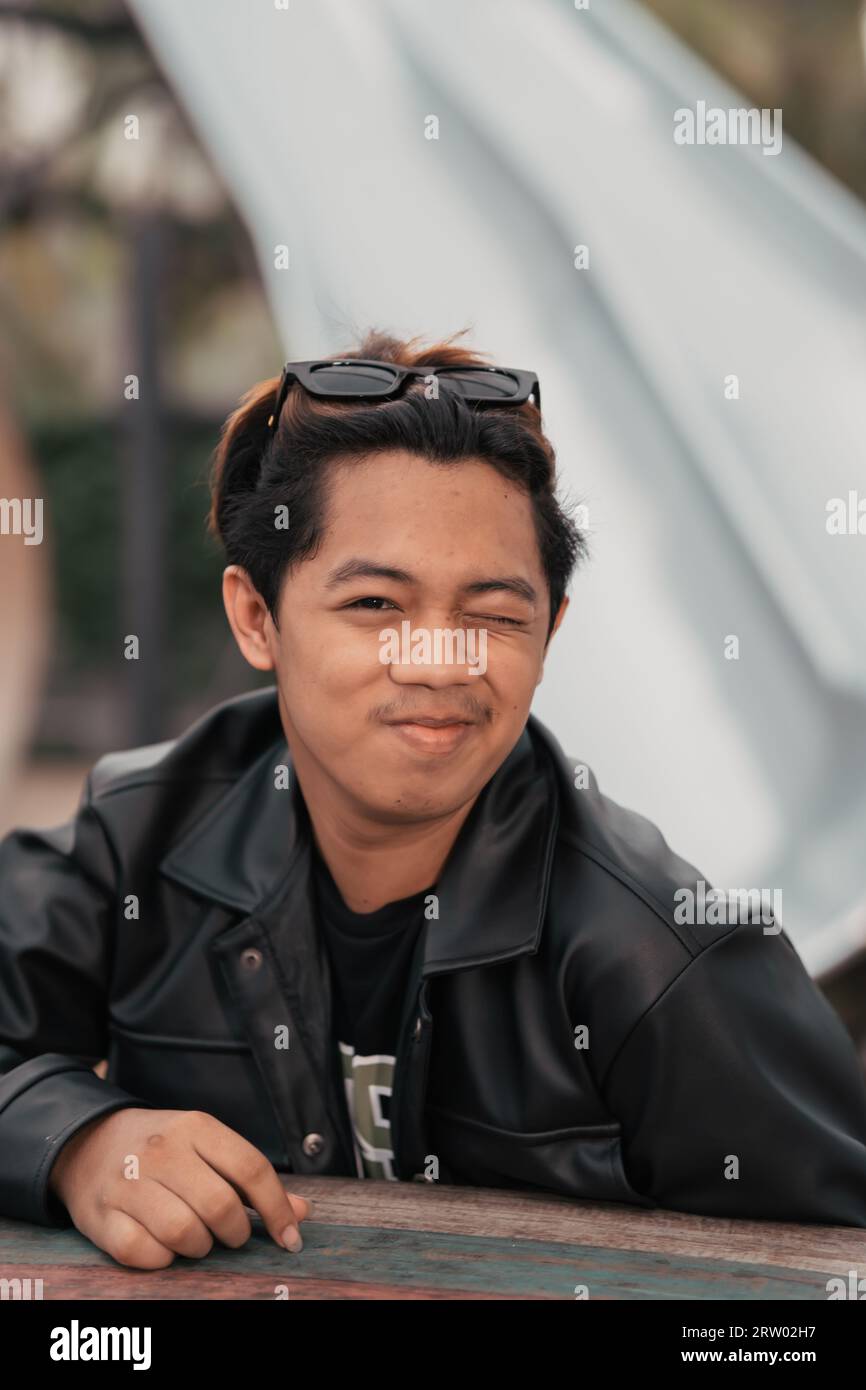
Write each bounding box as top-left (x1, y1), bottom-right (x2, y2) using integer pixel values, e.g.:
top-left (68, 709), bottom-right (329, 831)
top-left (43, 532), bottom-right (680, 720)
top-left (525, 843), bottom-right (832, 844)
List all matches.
top-left (160, 711), bottom-right (562, 972)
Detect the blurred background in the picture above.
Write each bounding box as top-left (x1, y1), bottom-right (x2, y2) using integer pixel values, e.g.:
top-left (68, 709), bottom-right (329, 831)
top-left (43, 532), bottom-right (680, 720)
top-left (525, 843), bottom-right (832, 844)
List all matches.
top-left (2, 0), bottom-right (866, 1049)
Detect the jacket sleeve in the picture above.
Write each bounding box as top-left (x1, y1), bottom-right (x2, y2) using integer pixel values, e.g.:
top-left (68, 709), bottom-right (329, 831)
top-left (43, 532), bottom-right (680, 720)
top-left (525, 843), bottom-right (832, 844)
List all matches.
top-left (601, 915), bottom-right (866, 1227)
top-left (0, 776), bottom-right (156, 1227)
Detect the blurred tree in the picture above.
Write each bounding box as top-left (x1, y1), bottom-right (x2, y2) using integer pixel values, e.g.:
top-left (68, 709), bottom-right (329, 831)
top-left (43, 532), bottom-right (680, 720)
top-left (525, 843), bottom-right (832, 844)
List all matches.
top-left (640, 0), bottom-right (866, 198)
top-left (0, 0), bottom-right (278, 749)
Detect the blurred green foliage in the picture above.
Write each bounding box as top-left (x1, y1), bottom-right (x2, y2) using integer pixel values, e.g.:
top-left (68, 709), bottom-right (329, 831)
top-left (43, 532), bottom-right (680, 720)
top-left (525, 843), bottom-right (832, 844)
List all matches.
top-left (33, 414), bottom-right (231, 693)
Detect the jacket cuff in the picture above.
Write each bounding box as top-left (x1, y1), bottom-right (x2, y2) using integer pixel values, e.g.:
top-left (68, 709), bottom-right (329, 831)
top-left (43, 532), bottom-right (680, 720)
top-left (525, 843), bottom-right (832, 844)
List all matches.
top-left (0, 1054), bottom-right (156, 1227)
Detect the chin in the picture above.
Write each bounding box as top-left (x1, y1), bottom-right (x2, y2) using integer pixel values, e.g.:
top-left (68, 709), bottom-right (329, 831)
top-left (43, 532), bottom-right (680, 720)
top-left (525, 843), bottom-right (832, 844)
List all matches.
top-left (364, 778), bottom-right (471, 821)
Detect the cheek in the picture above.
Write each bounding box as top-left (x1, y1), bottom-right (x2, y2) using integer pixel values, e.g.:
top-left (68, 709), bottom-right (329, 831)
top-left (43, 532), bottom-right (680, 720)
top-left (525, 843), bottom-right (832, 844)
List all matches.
top-left (276, 625), bottom-right (382, 711)
top-left (483, 636), bottom-right (544, 691)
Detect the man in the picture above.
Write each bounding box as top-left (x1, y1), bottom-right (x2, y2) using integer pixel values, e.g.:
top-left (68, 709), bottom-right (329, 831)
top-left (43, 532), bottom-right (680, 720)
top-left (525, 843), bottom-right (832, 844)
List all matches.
top-left (2, 332), bottom-right (865, 1272)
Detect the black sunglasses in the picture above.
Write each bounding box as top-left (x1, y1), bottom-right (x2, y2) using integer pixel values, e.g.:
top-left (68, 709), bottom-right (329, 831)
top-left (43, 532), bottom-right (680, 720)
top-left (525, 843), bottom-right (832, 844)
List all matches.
top-left (267, 358), bottom-right (541, 431)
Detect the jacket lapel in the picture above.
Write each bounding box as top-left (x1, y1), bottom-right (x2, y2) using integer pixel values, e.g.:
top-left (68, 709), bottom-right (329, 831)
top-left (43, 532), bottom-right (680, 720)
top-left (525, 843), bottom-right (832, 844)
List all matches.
top-left (421, 716), bottom-right (561, 973)
top-left (159, 736), bottom-right (298, 914)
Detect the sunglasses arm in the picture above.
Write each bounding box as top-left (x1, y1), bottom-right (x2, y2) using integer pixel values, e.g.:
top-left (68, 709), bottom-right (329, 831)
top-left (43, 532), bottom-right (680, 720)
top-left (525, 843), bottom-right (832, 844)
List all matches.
top-left (268, 367), bottom-right (296, 431)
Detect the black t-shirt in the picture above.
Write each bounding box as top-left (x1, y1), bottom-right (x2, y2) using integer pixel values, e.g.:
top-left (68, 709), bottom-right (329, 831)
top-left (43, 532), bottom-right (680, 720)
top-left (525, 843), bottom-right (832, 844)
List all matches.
top-left (311, 848), bottom-right (432, 1180)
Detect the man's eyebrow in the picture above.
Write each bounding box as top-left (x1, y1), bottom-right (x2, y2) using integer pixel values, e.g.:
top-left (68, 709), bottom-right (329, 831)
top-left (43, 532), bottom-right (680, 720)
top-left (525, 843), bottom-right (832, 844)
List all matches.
top-left (325, 559), bottom-right (537, 604)
top-left (325, 559), bottom-right (415, 588)
top-left (463, 576), bottom-right (538, 605)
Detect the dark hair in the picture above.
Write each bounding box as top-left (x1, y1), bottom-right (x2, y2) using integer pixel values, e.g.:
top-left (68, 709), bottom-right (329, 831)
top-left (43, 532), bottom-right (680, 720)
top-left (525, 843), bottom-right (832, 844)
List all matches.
top-left (208, 328), bottom-right (588, 640)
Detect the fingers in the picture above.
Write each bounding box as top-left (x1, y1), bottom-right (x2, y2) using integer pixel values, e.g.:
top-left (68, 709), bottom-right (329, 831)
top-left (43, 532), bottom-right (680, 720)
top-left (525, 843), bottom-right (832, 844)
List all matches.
top-left (191, 1116), bottom-right (305, 1251)
top-left (149, 1157), bottom-right (254, 1250)
top-left (88, 1207), bottom-right (176, 1271)
top-left (119, 1177), bottom-right (216, 1259)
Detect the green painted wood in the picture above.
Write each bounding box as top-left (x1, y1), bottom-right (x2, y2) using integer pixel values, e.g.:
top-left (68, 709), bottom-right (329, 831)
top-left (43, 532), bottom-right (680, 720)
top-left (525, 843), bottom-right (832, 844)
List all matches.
top-left (0, 1218), bottom-right (837, 1299)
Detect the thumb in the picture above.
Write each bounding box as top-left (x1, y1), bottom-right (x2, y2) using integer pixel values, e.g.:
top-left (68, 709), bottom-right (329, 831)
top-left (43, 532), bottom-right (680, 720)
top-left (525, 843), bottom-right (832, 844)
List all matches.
top-left (287, 1192), bottom-right (312, 1222)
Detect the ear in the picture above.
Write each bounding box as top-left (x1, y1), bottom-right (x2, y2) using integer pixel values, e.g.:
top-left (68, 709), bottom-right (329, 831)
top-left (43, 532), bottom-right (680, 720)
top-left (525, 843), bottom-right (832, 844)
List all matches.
top-left (536, 595), bottom-right (569, 687)
top-left (222, 565), bottom-right (276, 672)
top-left (549, 595), bottom-right (569, 641)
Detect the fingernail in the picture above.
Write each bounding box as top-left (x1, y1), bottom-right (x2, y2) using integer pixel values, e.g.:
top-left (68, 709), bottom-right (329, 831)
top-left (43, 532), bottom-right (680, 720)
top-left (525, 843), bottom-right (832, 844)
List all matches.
top-left (281, 1225), bottom-right (304, 1253)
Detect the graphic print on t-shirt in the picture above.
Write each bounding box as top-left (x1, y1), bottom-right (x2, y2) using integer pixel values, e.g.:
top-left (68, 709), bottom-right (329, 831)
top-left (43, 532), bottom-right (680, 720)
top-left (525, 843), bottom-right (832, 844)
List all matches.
top-left (339, 1040), bottom-right (397, 1180)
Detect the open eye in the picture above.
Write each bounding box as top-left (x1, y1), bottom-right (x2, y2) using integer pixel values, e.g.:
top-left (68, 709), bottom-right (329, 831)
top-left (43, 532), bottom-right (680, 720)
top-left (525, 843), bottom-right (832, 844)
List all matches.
top-left (344, 597), bottom-right (399, 612)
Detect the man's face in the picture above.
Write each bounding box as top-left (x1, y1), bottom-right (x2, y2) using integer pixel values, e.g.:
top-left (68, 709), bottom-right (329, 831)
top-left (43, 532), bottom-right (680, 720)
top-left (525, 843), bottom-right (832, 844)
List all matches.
top-left (234, 449), bottom-right (564, 824)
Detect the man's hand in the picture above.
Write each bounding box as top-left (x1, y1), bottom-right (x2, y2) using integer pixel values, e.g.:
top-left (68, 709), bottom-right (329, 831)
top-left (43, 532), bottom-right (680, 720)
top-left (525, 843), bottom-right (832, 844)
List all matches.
top-left (48, 1107), bottom-right (312, 1270)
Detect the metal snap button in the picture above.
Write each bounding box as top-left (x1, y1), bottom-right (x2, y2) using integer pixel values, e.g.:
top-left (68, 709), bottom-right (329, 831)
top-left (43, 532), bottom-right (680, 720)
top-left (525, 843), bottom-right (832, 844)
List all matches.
top-left (240, 947), bottom-right (263, 970)
top-left (302, 1132), bottom-right (325, 1157)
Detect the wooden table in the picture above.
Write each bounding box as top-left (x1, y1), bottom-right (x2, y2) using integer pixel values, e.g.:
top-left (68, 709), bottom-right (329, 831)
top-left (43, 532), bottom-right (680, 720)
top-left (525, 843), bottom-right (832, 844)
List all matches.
top-left (1, 1177), bottom-right (863, 1300)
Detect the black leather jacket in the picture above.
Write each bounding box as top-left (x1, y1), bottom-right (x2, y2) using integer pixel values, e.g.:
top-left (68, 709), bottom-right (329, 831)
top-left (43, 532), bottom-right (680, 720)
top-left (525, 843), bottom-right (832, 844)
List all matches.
top-left (2, 688), bottom-right (866, 1230)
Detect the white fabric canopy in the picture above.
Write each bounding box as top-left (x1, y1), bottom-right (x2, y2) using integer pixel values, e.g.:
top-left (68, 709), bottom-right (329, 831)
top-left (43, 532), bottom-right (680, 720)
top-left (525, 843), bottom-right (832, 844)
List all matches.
top-left (128, 0), bottom-right (866, 975)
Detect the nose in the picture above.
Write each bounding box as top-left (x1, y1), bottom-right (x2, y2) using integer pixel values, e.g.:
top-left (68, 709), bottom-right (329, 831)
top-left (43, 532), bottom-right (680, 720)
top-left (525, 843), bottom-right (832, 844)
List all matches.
top-left (380, 617), bottom-right (486, 687)
top-left (389, 658), bottom-right (473, 690)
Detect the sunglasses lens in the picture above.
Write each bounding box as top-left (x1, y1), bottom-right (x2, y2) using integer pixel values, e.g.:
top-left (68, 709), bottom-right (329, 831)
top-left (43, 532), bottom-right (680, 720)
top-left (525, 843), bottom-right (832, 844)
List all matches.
top-left (298, 362), bottom-right (531, 405)
top-left (309, 362), bottom-right (400, 395)
top-left (436, 369), bottom-right (521, 401)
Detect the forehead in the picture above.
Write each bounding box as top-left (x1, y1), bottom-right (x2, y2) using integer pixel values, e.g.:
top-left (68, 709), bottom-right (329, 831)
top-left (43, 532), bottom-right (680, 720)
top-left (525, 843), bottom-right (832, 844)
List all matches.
top-left (317, 449), bottom-right (541, 570)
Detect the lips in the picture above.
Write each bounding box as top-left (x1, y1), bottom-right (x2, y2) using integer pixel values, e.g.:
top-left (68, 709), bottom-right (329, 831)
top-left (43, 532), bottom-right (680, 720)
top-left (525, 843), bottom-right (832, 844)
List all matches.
top-left (385, 717), bottom-right (477, 754)
top-left (388, 717), bottom-right (474, 728)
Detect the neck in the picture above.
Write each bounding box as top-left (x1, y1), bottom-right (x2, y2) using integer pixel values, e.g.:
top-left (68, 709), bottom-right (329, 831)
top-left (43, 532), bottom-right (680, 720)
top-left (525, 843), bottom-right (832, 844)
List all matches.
top-left (292, 760), bottom-right (477, 915)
